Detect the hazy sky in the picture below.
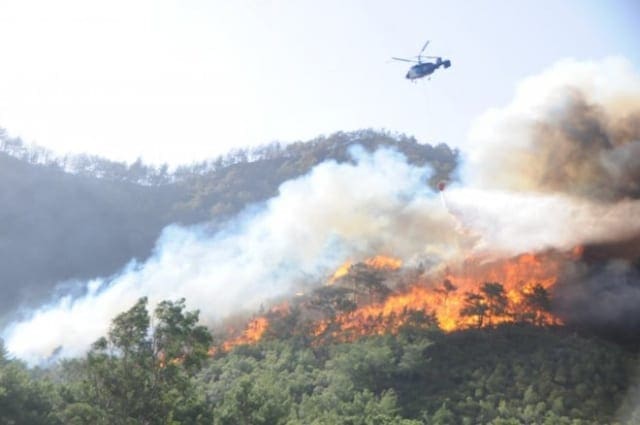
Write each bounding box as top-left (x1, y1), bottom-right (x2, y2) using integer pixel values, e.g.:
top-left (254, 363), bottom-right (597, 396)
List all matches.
top-left (0, 0), bottom-right (638, 165)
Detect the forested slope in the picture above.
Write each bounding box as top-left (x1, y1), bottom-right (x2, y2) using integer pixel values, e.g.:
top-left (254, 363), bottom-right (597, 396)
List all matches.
top-left (0, 152), bottom-right (181, 317)
top-left (1, 302), bottom-right (636, 424)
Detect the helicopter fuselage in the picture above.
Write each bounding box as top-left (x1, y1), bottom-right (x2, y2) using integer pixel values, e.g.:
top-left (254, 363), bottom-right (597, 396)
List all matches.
top-left (406, 62), bottom-right (438, 80)
top-left (392, 40), bottom-right (451, 81)
top-left (405, 57), bottom-right (451, 80)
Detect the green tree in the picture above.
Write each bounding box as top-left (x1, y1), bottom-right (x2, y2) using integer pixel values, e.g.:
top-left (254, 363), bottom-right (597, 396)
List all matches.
top-left (82, 297), bottom-right (212, 424)
top-left (0, 340), bottom-right (59, 425)
top-left (153, 298), bottom-right (212, 372)
top-left (429, 403), bottom-right (456, 424)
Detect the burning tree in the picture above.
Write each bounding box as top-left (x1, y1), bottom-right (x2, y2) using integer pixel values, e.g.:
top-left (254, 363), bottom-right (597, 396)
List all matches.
top-left (309, 286), bottom-right (357, 318)
top-left (346, 262), bottom-right (392, 304)
top-left (217, 253), bottom-right (566, 350)
top-left (460, 292), bottom-right (489, 328)
top-left (434, 279), bottom-right (458, 305)
top-left (480, 282), bottom-right (509, 326)
top-left (522, 283), bottom-right (552, 326)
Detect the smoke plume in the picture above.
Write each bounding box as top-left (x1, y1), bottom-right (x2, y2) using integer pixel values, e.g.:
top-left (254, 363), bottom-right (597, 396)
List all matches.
top-left (463, 56), bottom-right (640, 335)
top-left (465, 57), bottom-right (640, 201)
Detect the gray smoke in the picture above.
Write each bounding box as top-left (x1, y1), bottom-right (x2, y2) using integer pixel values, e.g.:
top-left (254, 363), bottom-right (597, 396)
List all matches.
top-left (554, 259), bottom-right (640, 331)
top-left (465, 57), bottom-right (640, 201)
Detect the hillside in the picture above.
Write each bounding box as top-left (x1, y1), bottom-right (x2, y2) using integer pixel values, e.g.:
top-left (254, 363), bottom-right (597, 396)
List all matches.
top-left (0, 130), bottom-right (458, 320)
top-left (0, 152), bottom-right (181, 319)
top-left (1, 127), bottom-right (638, 424)
top-left (197, 325), bottom-right (636, 424)
top-left (1, 305), bottom-right (637, 424)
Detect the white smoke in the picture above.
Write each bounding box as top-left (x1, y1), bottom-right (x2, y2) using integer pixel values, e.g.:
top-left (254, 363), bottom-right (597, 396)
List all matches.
top-left (446, 187), bottom-right (640, 258)
top-left (450, 55), bottom-right (640, 257)
top-left (3, 148), bottom-right (459, 364)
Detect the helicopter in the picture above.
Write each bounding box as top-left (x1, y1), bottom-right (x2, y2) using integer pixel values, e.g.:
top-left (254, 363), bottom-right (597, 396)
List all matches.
top-left (392, 40), bottom-right (451, 80)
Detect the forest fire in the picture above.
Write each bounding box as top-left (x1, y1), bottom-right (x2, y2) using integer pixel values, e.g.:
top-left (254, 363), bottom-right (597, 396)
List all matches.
top-left (438, 252), bottom-right (562, 330)
top-left (210, 204), bottom-right (640, 355)
top-left (216, 251), bottom-right (569, 352)
top-left (315, 251), bottom-right (564, 341)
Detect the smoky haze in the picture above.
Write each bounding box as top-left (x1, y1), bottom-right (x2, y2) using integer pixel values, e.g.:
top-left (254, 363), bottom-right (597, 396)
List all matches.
top-left (3, 57), bottom-right (640, 365)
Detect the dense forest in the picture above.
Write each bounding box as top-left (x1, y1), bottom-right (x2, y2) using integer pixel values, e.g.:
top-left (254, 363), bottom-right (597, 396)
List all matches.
top-left (0, 129), bottom-right (457, 321)
top-left (1, 293), bottom-right (638, 424)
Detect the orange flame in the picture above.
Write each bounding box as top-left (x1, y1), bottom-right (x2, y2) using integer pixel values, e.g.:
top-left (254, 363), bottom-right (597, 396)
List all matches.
top-left (364, 255), bottom-right (403, 270)
top-left (221, 317), bottom-right (269, 352)
top-left (157, 352), bottom-right (185, 368)
top-left (212, 302), bottom-right (290, 355)
top-left (438, 253), bottom-right (561, 330)
top-left (329, 261), bottom-right (352, 284)
top-left (571, 245), bottom-right (584, 259)
top-left (328, 255), bottom-right (402, 284)
top-left (316, 252), bottom-right (563, 340)
top-left (214, 252), bottom-right (568, 352)
top-left (313, 286), bottom-right (438, 341)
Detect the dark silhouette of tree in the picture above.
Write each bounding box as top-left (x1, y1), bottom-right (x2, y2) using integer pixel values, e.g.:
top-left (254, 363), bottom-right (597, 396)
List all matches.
top-left (308, 286), bottom-right (357, 318)
top-left (523, 284), bottom-right (552, 326)
top-left (434, 279), bottom-right (458, 305)
top-left (347, 263), bottom-right (391, 304)
top-left (460, 292), bottom-right (488, 328)
top-left (480, 282), bottom-right (509, 325)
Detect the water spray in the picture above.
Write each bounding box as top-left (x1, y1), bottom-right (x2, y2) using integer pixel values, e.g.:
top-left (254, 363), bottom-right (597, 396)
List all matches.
top-left (437, 180), bottom-right (447, 210)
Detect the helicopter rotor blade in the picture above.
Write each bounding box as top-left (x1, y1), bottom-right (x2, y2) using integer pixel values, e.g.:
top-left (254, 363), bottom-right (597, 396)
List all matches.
top-left (391, 57), bottom-right (417, 63)
top-left (418, 40), bottom-right (430, 56)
